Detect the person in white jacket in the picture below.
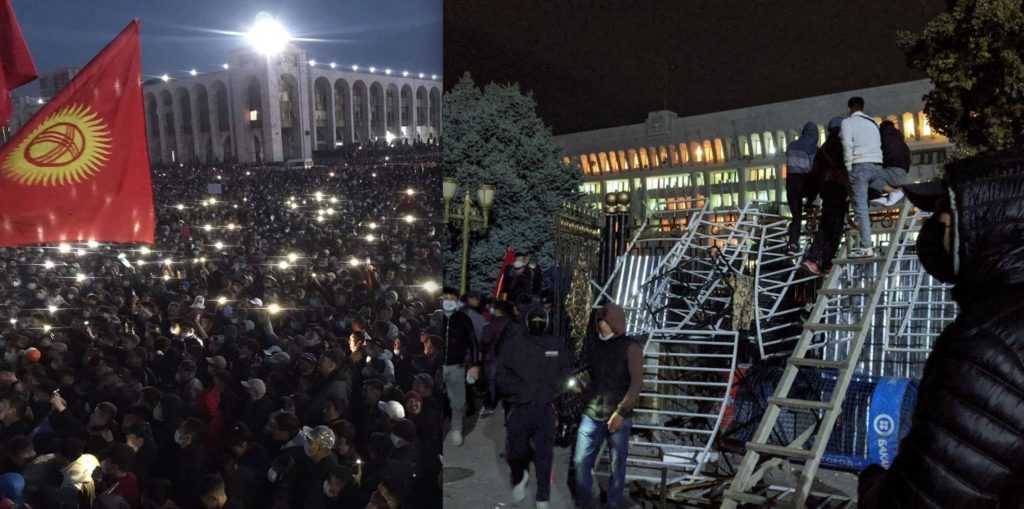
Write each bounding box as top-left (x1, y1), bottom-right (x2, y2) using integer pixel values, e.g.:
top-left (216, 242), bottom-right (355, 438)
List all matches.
top-left (840, 96), bottom-right (893, 258)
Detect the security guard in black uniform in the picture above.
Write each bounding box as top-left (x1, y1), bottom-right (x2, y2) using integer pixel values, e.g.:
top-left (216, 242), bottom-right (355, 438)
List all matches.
top-left (495, 305), bottom-right (571, 509)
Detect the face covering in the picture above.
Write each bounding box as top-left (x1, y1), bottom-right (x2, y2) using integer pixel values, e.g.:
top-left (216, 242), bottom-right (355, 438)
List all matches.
top-left (599, 331), bottom-right (615, 341)
top-left (513, 261), bottom-right (525, 269)
top-left (442, 300), bottom-right (457, 313)
top-left (916, 214), bottom-right (957, 284)
top-left (27, 283), bottom-right (37, 290)
top-left (173, 429), bottom-right (183, 445)
top-left (153, 405), bottom-right (164, 421)
top-left (267, 468), bottom-right (278, 483)
top-left (322, 480), bottom-right (333, 497)
top-left (528, 319), bottom-right (548, 335)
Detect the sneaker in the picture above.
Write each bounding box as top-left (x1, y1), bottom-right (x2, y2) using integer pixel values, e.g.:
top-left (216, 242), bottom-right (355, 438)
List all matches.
top-left (536, 502), bottom-right (549, 509)
top-left (803, 259), bottom-right (821, 275)
top-left (451, 430), bottom-right (463, 446)
top-left (847, 247), bottom-right (875, 259)
top-left (512, 471), bottom-right (529, 503)
top-left (870, 190), bottom-right (904, 208)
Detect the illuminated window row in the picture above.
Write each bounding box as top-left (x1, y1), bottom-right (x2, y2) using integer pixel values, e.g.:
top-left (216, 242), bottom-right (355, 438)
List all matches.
top-left (574, 111), bottom-right (939, 176)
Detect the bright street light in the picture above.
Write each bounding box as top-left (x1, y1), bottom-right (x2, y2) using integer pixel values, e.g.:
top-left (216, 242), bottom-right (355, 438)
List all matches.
top-left (190, 69), bottom-right (197, 76)
top-left (223, 63), bottom-right (230, 70)
top-left (268, 303), bottom-right (281, 314)
top-left (287, 252), bottom-right (299, 263)
top-left (246, 12), bottom-right (291, 55)
top-left (330, 62), bottom-right (336, 69)
top-left (422, 281), bottom-right (439, 293)
top-left (404, 214), bottom-right (415, 223)
top-left (58, 243), bottom-right (71, 253)
top-left (161, 74), bottom-right (169, 82)
top-left (43, 260), bottom-right (55, 269)
top-left (278, 260), bottom-right (289, 270)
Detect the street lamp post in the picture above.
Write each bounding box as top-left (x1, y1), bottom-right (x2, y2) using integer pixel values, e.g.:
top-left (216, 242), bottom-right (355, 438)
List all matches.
top-left (443, 177), bottom-right (496, 295)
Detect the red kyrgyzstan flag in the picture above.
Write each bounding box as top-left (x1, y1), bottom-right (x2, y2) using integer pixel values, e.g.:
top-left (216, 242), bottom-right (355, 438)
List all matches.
top-left (0, 20), bottom-right (154, 247)
top-left (0, 0), bottom-right (39, 126)
top-left (493, 246), bottom-right (516, 300)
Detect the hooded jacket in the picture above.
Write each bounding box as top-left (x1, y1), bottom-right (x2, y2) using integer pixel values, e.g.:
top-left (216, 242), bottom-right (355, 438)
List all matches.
top-left (785, 122), bottom-right (820, 175)
top-left (880, 121), bottom-right (911, 171)
top-left (859, 150), bottom-right (1024, 508)
top-left (581, 304), bottom-right (643, 421)
top-left (494, 305), bottom-right (571, 406)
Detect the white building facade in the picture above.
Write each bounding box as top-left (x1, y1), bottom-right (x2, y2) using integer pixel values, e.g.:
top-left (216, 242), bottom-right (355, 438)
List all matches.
top-left (554, 80), bottom-right (951, 228)
top-left (143, 45), bottom-right (442, 165)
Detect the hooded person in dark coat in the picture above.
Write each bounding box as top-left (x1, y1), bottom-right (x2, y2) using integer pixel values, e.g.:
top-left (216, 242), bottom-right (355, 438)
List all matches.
top-left (859, 151), bottom-right (1024, 508)
top-left (784, 121), bottom-right (821, 252)
top-left (804, 117), bottom-right (850, 273)
top-left (495, 304), bottom-right (571, 508)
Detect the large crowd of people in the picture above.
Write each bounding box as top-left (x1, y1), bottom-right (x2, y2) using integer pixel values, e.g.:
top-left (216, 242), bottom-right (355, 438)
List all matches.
top-left (0, 146), bottom-right (444, 509)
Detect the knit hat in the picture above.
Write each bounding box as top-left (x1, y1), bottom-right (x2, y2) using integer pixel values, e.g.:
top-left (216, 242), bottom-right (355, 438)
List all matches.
top-left (413, 373), bottom-right (434, 390)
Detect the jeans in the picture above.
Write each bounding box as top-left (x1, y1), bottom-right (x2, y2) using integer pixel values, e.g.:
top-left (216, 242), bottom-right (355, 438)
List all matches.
top-left (573, 414), bottom-right (632, 509)
top-left (506, 403), bottom-right (557, 502)
top-left (786, 173), bottom-right (818, 246)
top-left (850, 163), bottom-right (882, 248)
top-left (442, 364), bottom-right (466, 433)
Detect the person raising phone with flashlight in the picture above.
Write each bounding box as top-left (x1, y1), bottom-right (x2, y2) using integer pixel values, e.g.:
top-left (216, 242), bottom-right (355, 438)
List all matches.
top-left (572, 303), bottom-right (643, 509)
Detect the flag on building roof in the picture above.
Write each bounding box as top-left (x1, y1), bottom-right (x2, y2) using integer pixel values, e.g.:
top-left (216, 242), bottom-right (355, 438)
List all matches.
top-left (0, 0), bottom-right (39, 126)
top-left (0, 20), bottom-right (154, 247)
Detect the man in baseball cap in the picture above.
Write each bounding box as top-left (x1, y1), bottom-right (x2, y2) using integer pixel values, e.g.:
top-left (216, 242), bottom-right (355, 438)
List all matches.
top-left (301, 425), bottom-right (340, 500)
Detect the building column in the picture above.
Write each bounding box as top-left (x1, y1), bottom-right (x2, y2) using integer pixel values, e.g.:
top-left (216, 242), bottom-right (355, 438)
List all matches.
top-left (155, 108), bottom-right (168, 165)
top-left (189, 91), bottom-right (204, 164)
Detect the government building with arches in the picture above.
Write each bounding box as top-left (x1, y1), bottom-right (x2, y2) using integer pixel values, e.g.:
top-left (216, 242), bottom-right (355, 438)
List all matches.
top-left (554, 80), bottom-right (951, 229)
top-left (142, 45), bottom-right (442, 165)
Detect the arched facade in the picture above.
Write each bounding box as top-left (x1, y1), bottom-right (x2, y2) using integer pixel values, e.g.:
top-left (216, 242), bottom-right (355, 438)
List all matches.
top-left (278, 73), bottom-right (302, 161)
top-left (141, 45), bottom-right (442, 163)
top-left (352, 81), bottom-right (370, 143)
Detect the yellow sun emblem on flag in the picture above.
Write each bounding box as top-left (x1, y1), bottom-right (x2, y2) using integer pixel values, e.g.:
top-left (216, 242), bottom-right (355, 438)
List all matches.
top-left (2, 104), bottom-right (112, 186)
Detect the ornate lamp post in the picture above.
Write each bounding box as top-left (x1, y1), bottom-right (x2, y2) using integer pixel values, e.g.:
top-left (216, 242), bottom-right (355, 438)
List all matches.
top-left (443, 177), bottom-right (496, 295)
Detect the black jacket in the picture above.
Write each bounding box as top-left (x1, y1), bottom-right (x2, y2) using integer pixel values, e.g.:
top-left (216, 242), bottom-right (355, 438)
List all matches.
top-left (495, 306), bottom-right (571, 406)
top-left (880, 122), bottom-right (911, 171)
top-left (441, 311), bottom-right (476, 366)
top-left (859, 151), bottom-right (1024, 508)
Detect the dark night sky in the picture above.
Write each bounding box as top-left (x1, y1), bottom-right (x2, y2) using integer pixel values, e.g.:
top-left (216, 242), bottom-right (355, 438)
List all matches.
top-left (12, 0), bottom-right (442, 95)
top-left (444, 0), bottom-right (947, 134)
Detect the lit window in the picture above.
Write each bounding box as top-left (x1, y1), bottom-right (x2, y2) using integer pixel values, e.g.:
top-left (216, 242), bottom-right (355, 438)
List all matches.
top-left (902, 112), bottom-right (916, 139)
top-left (249, 110), bottom-right (258, 121)
top-left (919, 112), bottom-right (932, 137)
top-left (618, 151), bottom-right (628, 171)
top-left (751, 134), bottom-right (762, 157)
top-left (580, 155), bottom-right (591, 174)
top-left (703, 140), bottom-right (714, 163)
top-left (714, 139), bottom-right (725, 163)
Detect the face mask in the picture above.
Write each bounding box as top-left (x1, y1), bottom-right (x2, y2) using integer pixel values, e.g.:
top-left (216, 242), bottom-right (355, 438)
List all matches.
top-left (322, 480), bottom-right (333, 497)
top-left (916, 214), bottom-right (957, 284)
top-left (528, 320), bottom-right (548, 335)
top-left (513, 261), bottom-right (525, 269)
top-left (599, 332), bottom-right (615, 341)
top-left (153, 405), bottom-right (163, 421)
top-left (27, 283), bottom-right (37, 290)
top-left (267, 468), bottom-right (278, 483)
top-left (442, 300), bottom-right (457, 313)
top-left (174, 429), bottom-right (183, 445)
top-left (3, 352), bottom-right (15, 363)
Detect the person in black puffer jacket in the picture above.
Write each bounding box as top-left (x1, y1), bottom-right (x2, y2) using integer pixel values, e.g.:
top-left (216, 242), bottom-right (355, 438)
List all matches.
top-left (859, 150), bottom-right (1024, 508)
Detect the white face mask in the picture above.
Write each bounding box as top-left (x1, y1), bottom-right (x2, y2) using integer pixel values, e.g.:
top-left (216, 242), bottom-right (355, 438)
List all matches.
top-left (599, 332), bottom-right (615, 341)
top-left (441, 300), bottom-right (457, 313)
top-left (322, 480), bottom-right (333, 497)
top-left (153, 405), bottom-right (163, 421)
top-left (513, 261), bottom-right (525, 269)
top-left (267, 468), bottom-right (278, 483)
top-left (173, 429), bottom-right (183, 445)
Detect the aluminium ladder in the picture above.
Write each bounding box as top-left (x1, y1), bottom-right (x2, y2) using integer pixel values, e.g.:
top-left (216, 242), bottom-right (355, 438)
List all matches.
top-left (721, 201), bottom-right (915, 508)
